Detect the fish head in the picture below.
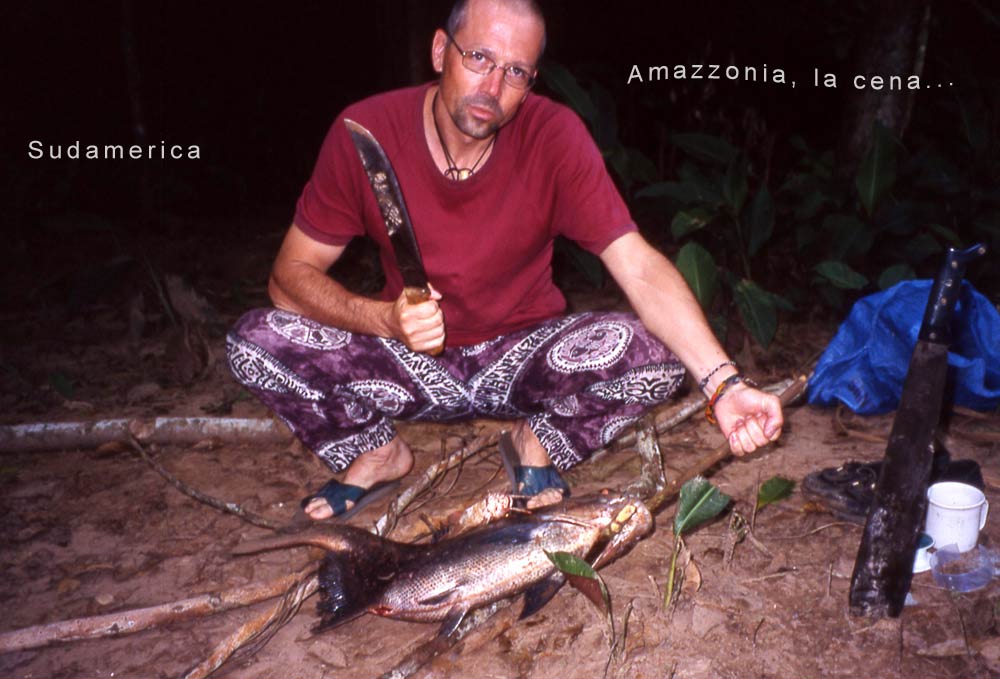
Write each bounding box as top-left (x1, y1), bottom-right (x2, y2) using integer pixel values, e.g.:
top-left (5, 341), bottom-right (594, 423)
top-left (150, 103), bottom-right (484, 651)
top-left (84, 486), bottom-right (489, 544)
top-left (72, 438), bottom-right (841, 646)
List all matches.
top-left (534, 489), bottom-right (648, 532)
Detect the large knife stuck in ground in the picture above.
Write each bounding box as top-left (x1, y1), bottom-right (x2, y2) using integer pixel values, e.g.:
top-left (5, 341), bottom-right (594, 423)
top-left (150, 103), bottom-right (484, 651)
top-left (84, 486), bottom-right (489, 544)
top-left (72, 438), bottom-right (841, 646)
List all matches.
top-left (344, 118), bottom-right (442, 354)
top-left (849, 243), bottom-right (986, 617)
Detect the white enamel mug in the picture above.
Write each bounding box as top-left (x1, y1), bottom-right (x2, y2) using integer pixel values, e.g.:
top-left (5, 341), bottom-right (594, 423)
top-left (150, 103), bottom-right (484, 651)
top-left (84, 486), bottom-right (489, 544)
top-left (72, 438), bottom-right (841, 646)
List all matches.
top-left (925, 482), bottom-right (989, 553)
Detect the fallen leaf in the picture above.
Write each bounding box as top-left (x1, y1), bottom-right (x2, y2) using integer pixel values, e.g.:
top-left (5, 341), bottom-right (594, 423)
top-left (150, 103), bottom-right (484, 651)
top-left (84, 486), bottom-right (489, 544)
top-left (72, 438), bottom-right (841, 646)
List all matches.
top-left (682, 558), bottom-right (702, 594)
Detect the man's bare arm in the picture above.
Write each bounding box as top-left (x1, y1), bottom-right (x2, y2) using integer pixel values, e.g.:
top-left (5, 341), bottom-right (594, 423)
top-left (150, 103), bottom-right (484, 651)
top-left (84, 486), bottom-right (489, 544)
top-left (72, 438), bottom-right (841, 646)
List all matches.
top-left (268, 224), bottom-right (445, 352)
top-left (600, 232), bottom-right (782, 454)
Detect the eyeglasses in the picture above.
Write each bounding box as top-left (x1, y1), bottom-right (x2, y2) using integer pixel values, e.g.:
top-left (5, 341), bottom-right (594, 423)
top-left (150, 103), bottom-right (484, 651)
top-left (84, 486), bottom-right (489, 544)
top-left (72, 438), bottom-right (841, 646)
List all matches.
top-left (444, 29), bottom-right (536, 90)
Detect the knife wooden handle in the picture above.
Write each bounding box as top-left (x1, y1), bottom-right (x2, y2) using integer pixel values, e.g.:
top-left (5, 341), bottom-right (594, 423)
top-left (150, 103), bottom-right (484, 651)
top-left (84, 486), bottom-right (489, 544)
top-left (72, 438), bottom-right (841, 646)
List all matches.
top-left (403, 286), bottom-right (444, 356)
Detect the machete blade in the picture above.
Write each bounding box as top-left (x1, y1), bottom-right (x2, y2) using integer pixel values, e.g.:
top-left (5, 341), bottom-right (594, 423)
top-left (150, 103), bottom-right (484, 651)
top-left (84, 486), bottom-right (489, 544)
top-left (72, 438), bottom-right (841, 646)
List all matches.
top-left (849, 243), bottom-right (986, 617)
top-left (344, 118), bottom-right (432, 298)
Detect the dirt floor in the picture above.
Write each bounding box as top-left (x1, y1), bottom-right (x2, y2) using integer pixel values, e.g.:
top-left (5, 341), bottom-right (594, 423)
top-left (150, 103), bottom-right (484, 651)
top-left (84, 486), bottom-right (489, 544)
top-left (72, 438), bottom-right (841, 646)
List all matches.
top-left (2, 224), bottom-right (999, 679)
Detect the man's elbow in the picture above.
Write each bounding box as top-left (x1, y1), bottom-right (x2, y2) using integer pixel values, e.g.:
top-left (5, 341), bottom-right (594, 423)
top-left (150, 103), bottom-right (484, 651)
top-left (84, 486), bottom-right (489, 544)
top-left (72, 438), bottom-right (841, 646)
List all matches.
top-left (267, 268), bottom-right (297, 312)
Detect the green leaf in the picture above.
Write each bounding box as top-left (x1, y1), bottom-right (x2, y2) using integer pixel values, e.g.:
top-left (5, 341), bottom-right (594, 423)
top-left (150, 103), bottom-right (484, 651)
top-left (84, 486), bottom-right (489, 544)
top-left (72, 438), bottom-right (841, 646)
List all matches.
top-left (546, 551), bottom-right (610, 615)
top-left (546, 550), bottom-right (598, 578)
top-left (823, 214), bottom-right (873, 260)
top-left (722, 155), bottom-right (748, 214)
top-left (539, 62), bottom-right (597, 130)
top-left (675, 476), bottom-right (731, 535)
top-left (48, 372), bottom-right (74, 399)
top-left (792, 189), bottom-right (828, 220)
top-left (928, 223), bottom-right (963, 247)
top-left (814, 261), bottom-right (868, 290)
top-left (671, 208), bottom-right (712, 239)
top-left (564, 242), bottom-right (604, 287)
top-left (746, 187), bottom-right (774, 257)
top-left (636, 181), bottom-right (706, 204)
top-left (878, 263), bottom-right (916, 290)
top-left (588, 81), bottom-right (619, 151)
top-left (855, 121), bottom-right (897, 216)
top-left (899, 232), bottom-right (942, 265)
top-left (756, 476), bottom-right (795, 511)
top-left (733, 279), bottom-right (777, 348)
top-left (675, 242), bottom-right (718, 310)
top-left (670, 133), bottom-right (738, 165)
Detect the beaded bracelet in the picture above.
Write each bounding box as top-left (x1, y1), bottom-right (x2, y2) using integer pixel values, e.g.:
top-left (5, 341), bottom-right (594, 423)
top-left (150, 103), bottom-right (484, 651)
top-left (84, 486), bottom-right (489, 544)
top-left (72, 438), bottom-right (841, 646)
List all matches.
top-left (705, 374), bottom-right (759, 425)
top-left (697, 360), bottom-right (738, 393)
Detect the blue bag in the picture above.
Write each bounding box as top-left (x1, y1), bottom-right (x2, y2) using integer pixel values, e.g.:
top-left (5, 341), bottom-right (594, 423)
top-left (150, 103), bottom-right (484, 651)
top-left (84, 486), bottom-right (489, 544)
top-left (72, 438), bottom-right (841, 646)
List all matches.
top-left (808, 280), bottom-right (1000, 414)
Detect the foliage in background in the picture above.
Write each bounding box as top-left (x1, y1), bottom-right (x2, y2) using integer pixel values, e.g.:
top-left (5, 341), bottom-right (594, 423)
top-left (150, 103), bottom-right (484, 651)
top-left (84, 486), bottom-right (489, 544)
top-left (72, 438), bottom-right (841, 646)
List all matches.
top-left (541, 63), bottom-right (999, 350)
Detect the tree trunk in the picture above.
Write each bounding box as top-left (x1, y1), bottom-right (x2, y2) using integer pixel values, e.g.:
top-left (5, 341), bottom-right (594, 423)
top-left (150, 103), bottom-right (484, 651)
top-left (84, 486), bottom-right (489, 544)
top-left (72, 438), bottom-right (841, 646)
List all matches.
top-left (120, 0), bottom-right (154, 226)
top-left (838, 0), bottom-right (932, 176)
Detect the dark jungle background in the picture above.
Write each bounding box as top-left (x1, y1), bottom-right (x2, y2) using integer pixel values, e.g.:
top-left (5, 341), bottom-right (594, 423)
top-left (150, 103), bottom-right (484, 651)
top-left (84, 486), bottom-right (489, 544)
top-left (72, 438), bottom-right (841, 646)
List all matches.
top-left (4, 0), bottom-right (999, 349)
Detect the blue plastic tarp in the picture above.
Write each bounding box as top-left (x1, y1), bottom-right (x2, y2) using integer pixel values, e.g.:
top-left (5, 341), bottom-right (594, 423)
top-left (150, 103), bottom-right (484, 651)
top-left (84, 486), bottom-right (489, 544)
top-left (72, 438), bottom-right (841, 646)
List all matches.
top-left (807, 280), bottom-right (1000, 414)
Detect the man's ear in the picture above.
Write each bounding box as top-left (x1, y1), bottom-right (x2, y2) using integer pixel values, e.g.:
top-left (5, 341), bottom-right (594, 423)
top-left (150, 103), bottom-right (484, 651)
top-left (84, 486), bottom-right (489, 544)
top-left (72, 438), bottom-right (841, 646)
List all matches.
top-left (431, 29), bottom-right (448, 73)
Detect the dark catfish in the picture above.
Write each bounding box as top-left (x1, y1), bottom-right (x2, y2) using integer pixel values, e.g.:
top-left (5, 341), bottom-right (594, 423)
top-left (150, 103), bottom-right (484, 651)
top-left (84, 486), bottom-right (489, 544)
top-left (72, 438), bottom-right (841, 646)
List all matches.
top-left (234, 491), bottom-right (652, 634)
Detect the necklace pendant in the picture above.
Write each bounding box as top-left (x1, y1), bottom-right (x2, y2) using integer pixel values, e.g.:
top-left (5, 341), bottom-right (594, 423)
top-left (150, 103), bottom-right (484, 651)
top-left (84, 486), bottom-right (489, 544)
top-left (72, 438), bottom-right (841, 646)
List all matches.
top-left (445, 167), bottom-right (474, 181)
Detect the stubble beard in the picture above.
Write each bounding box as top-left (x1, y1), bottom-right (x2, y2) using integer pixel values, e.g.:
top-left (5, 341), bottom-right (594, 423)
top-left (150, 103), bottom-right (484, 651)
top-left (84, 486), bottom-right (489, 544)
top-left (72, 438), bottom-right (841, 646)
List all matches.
top-left (450, 92), bottom-right (504, 140)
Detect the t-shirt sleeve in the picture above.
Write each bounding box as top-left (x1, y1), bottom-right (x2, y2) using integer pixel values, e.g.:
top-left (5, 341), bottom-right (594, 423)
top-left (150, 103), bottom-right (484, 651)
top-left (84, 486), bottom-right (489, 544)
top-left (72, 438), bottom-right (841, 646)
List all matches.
top-left (293, 116), bottom-right (367, 246)
top-left (546, 108), bottom-right (637, 254)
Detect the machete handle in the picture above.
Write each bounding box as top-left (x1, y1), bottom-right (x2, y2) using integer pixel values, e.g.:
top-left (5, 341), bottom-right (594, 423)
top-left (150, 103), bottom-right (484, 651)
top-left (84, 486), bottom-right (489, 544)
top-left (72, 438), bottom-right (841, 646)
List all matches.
top-left (920, 243), bottom-right (987, 344)
top-left (403, 285), bottom-right (444, 356)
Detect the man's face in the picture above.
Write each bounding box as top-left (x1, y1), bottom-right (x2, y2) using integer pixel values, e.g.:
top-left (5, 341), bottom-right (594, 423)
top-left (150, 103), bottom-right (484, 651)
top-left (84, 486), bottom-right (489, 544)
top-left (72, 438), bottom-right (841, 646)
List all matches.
top-left (432, 1), bottom-right (544, 140)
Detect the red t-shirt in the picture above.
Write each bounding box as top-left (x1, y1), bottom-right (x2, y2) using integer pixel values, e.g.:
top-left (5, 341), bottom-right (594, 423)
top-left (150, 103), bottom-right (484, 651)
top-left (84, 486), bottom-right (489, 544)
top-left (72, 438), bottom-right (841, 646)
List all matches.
top-left (294, 83), bottom-right (636, 346)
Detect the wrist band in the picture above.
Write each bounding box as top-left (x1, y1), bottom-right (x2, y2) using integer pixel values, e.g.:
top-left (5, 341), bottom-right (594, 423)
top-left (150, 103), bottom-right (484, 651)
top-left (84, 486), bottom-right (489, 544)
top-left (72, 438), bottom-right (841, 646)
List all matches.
top-left (705, 374), bottom-right (759, 425)
top-left (698, 360), bottom-right (738, 393)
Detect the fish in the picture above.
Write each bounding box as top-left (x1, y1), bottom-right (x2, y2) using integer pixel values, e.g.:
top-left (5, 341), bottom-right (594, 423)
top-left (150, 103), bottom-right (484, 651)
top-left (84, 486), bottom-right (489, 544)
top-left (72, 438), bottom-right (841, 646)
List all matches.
top-left (233, 490), bottom-right (652, 635)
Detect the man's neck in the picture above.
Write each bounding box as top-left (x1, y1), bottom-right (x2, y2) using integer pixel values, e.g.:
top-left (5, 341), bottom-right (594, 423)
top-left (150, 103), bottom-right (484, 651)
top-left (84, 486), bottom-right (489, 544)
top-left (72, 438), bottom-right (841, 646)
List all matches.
top-left (423, 86), bottom-right (496, 177)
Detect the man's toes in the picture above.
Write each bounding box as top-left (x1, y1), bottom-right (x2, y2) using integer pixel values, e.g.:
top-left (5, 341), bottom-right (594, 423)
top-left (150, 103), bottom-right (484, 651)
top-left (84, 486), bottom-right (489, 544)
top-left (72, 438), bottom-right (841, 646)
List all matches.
top-left (305, 497), bottom-right (340, 521)
top-left (526, 487), bottom-right (564, 510)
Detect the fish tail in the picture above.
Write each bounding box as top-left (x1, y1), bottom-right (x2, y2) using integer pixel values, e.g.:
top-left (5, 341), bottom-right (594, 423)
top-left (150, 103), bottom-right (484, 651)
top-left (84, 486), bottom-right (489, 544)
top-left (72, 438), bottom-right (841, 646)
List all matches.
top-left (231, 525), bottom-right (367, 555)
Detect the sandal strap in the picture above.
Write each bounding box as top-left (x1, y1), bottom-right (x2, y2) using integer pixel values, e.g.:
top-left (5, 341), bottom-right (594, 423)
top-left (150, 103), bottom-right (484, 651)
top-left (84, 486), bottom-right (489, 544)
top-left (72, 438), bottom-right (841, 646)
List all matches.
top-left (515, 465), bottom-right (570, 498)
top-left (301, 480), bottom-right (366, 514)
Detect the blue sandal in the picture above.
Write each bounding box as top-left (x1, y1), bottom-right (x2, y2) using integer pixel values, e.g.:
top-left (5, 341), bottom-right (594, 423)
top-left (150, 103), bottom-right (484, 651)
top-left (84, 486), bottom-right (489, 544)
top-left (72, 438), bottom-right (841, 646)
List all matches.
top-left (499, 432), bottom-right (570, 507)
top-left (300, 479), bottom-right (399, 520)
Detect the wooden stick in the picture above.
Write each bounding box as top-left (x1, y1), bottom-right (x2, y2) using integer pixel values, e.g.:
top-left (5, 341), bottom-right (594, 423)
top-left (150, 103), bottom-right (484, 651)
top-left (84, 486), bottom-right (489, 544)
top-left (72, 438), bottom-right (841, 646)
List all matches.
top-left (0, 416), bottom-right (291, 454)
top-left (128, 435), bottom-right (281, 530)
top-left (0, 567), bottom-right (313, 654)
top-left (379, 600), bottom-right (514, 679)
top-left (182, 572), bottom-right (319, 679)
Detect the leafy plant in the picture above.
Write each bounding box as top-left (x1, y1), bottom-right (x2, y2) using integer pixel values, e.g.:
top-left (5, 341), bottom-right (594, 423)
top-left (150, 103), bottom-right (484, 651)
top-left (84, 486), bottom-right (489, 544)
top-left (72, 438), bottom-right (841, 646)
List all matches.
top-left (664, 477), bottom-right (731, 606)
top-left (638, 137), bottom-right (787, 348)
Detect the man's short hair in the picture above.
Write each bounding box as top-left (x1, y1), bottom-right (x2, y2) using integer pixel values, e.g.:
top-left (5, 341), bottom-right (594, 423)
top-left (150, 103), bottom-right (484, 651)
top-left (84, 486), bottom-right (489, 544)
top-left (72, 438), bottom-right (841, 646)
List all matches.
top-left (445, 0), bottom-right (547, 59)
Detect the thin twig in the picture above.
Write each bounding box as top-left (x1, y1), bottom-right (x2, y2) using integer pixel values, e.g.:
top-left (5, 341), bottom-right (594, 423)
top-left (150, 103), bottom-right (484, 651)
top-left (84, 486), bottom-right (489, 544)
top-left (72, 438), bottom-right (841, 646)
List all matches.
top-left (128, 435), bottom-right (280, 530)
top-left (767, 522), bottom-right (858, 540)
top-left (374, 431), bottom-right (501, 538)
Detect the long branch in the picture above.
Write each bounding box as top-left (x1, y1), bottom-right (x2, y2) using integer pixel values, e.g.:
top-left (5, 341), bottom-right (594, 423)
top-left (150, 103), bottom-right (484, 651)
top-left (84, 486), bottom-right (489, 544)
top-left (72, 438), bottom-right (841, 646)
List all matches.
top-left (0, 567), bottom-right (313, 654)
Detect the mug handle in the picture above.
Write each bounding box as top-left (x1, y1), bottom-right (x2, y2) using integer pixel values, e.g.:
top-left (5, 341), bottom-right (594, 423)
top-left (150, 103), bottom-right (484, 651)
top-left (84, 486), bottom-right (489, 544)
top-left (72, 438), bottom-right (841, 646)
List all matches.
top-left (981, 500), bottom-right (990, 530)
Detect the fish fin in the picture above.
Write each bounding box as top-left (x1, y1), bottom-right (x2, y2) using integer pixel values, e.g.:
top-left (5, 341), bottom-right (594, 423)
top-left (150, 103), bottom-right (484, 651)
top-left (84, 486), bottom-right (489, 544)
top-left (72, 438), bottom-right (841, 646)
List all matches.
top-left (437, 608), bottom-right (468, 639)
top-left (417, 589), bottom-right (460, 607)
top-left (520, 572), bottom-right (566, 619)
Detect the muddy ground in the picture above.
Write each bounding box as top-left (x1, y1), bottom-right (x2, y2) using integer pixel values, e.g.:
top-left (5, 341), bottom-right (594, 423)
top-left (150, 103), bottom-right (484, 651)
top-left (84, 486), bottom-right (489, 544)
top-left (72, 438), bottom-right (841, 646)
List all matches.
top-left (2, 222), bottom-right (999, 679)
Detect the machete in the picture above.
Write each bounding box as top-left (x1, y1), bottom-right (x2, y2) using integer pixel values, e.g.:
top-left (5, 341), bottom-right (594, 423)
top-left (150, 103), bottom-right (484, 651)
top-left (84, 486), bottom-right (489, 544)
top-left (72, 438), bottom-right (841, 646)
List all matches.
top-left (849, 243), bottom-right (986, 617)
top-left (344, 118), bottom-right (442, 355)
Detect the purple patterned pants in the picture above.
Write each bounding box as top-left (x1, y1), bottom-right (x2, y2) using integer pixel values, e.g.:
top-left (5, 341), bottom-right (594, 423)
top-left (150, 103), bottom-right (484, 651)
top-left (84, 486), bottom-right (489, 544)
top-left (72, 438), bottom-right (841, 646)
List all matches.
top-left (226, 309), bottom-right (684, 472)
